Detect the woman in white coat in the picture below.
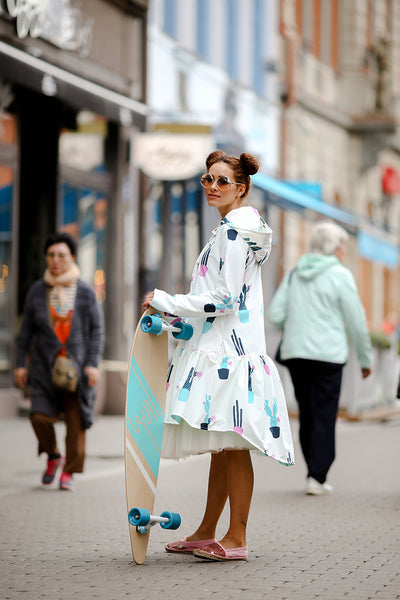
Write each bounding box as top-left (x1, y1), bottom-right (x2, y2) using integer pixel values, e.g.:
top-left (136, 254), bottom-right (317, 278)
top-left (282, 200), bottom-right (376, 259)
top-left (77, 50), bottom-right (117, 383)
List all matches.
top-left (143, 150), bottom-right (294, 561)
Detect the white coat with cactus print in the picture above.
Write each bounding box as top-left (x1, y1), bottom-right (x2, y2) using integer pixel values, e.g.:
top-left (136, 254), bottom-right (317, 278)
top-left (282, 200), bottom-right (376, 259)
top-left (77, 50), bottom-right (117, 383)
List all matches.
top-left (151, 206), bottom-right (294, 466)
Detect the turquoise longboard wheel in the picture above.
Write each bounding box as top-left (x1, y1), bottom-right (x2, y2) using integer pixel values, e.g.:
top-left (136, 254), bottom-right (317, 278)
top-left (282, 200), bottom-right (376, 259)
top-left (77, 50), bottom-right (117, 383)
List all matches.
top-left (160, 511), bottom-right (181, 530)
top-left (172, 322), bottom-right (193, 341)
top-left (128, 507), bottom-right (151, 527)
top-left (140, 315), bottom-right (162, 335)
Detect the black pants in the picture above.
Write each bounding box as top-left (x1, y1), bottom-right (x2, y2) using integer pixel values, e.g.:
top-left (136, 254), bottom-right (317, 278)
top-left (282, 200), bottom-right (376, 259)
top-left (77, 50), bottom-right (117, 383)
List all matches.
top-left (287, 359), bottom-right (344, 484)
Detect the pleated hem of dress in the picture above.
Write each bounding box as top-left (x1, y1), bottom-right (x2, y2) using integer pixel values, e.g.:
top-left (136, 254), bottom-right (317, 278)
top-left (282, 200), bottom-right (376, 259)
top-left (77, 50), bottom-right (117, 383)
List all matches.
top-left (161, 416), bottom-right (282, 461)
top-left (162, 419), bottom-right (295, 466)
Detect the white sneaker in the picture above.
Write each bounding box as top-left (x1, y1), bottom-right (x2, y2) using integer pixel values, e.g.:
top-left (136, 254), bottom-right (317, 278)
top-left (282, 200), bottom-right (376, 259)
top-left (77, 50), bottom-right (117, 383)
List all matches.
top-left (305, 477), bottom-right (333, 495)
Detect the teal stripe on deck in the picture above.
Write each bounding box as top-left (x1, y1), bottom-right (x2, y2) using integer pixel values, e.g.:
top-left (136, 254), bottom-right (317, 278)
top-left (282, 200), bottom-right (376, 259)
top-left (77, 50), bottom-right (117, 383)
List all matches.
top-left (126, 356), bottom-right (164, 479)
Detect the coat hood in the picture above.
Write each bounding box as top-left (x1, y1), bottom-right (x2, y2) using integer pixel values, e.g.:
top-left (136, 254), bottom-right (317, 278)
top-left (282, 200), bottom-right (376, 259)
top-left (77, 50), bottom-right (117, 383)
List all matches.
top-left (221, 206), bottom-right (272, 265)
top-left (295, 253), bottom-right (340, 280)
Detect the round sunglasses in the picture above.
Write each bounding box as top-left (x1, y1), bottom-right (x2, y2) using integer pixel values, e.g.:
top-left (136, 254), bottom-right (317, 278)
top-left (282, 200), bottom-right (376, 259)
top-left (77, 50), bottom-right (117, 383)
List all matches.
top-left (200, 173), bottom-right (242, 191)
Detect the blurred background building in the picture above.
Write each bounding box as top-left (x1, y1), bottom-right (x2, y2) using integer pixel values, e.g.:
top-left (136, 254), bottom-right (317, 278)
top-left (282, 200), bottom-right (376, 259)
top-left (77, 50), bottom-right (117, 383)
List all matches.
top-left (141, 0), bottom-right (399, 415)
top-left (0, 0), bottom-right (149, 414)
top-left (0, 0), bottom-right (398, 418)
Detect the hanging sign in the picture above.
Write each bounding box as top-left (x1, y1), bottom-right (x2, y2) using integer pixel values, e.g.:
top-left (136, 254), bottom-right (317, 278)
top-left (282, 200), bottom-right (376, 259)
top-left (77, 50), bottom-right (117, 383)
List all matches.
top-left (1, 0), bottom-right (49, 38)
top-left (0, 0), bottom-right (93, 57)
top-left (132, 133), bottom-right (214, 181)
top-left (382, 166), bottom-right (400, 195)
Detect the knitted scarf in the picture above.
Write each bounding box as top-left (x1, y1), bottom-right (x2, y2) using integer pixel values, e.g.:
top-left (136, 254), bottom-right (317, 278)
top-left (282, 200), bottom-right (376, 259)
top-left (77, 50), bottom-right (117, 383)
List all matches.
top-left (43, 263), bottom-right (80, 311)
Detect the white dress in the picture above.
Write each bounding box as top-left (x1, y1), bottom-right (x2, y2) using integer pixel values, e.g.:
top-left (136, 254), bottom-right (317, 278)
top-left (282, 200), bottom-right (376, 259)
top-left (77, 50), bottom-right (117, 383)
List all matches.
top-left (151, 206), bottom-right (294, 466)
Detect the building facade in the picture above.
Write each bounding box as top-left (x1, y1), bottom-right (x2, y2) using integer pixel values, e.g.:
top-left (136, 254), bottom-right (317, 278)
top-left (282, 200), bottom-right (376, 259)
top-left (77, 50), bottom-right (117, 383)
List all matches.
top-left (143, 0), bottom-right (398, 323)
top-left (278, 0), bottom-right (399, 329)
top-left (276, 0), bottom-right (400, 412)
top-left (2, 0), bottom-right (397, 417)
top-left (0, 0), bottom-right (149, 415)
top-left (141, 0), bottom-right (399, 413)
top-left (140, 0), bottom-right (283, 307)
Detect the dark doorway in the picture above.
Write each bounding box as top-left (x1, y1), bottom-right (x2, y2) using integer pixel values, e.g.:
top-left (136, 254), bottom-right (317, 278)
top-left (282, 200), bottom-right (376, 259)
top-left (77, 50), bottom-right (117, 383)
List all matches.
top-left (16, 87), bottom-right (61, 313)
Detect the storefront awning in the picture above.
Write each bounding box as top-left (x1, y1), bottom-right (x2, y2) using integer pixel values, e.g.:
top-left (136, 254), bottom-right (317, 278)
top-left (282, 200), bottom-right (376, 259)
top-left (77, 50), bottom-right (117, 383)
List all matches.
top-left (252, 172), bottom-right (358, 227)
top-left (0, 40), bottom-right (148, 126)
top-left (357, 227), bottom-right (399, 269)
top-left (252, 172), bottom-right (399, 269)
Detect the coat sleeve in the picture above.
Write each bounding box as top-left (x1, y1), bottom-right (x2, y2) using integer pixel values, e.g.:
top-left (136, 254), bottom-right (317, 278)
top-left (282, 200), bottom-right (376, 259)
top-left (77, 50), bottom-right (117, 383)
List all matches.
top-left (151, 227), bottom-right (250, 318)
top-left (84, 291), bottom-right (104, 367)
top-left (16, 286), bottom-right (36, 368)
top-left (267, 273), bottom-right (292, 330)
top-left (338, 269), bottom-right (372, 369)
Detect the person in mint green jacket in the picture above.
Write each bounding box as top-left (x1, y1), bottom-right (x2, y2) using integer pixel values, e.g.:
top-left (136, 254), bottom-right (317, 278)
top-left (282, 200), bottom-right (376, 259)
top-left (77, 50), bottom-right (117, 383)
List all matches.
top-left (268, 221), bottom-right (372, 495)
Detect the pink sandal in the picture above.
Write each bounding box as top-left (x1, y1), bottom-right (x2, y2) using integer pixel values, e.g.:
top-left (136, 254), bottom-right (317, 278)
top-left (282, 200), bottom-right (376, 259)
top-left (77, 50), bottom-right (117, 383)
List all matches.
top-left (193, 541), bottom-right (248, 561)
top-left (165, 537), bottom-right (216, 554)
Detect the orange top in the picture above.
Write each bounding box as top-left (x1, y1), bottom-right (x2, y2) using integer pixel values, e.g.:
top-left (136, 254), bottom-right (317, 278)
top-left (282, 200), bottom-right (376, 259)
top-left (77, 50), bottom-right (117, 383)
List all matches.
top-left (51, 305), bottom-right (73, 356)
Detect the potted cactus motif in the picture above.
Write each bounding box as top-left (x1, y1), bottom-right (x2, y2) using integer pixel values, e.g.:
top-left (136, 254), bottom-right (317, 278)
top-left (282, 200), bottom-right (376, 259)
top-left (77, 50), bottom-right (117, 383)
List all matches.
top-left (215, 293), bottom-right (236, 312)
top-left (218, 356), bottom-right (230, 379)
top-left (260, 355), bottom-right (271, 375)
top-left (248, 362), bottom-right (254, 404)
top-left (179, 367), bottom-right (201, 402)
top-left (238, 284), bottom-right (250, 323)
top-left (233, 399), bottom-right (243, 436)
top-left (201, 394), bottom-right (212, 430)
top-left (202, 316), bottom-right (216, 334)
top-left (166, 363), bottom-right (174, 390)
top-left (265, 398), bottom-right (280, 438)
top-left (199, 245), bottom-right (211, 277)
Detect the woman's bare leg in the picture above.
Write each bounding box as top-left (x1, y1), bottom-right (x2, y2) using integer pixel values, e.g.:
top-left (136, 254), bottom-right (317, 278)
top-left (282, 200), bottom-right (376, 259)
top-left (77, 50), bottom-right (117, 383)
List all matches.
top-left (188, 451), bottom-right (228, 541)
top-left (219, 449), bottom-right (253, 548)
top-left (188, 449), bottom-right (253, 548)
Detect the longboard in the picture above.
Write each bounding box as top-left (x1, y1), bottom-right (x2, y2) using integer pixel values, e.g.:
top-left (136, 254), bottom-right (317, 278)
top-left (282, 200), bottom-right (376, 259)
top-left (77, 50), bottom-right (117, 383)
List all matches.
top-left (124, 308), bottom-right (192, 564)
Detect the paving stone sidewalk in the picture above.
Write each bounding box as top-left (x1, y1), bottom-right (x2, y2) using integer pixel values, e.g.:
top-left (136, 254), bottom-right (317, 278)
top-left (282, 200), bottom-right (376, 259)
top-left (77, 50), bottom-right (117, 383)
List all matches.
top-left (0, 415), bottom-right (399, 600)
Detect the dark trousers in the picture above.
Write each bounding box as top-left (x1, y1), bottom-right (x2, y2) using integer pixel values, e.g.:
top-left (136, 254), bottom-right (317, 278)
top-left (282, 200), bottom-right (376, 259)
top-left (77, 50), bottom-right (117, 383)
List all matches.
top-left (30, 393), bottom-right (86, 474)
top-left (287, 359), bottom-right (344, 484)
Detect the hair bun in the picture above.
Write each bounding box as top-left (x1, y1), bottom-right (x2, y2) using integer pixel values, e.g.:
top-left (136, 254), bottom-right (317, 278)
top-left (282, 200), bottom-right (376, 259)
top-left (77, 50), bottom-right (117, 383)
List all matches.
top-left (239, 153), bottom-right (259, 176)
top-left (205, 150), bottom-right (226, 169)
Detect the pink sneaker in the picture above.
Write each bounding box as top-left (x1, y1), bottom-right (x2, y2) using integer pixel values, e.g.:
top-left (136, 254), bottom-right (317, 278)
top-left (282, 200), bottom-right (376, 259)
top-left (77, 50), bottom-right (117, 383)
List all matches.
top-left (165, 537), bottom-right (216, 554)
top-left (42, 455), bottom-right (65, 485)
top-left (193, 541), bottom-right (248, 561)
top-left (59, 472), bottom-right (75, 492)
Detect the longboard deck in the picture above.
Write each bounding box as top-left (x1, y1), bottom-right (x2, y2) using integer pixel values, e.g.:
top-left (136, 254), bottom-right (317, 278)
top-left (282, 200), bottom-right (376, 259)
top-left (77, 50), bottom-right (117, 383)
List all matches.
top-left (124, 308), bottom-right (168, 564)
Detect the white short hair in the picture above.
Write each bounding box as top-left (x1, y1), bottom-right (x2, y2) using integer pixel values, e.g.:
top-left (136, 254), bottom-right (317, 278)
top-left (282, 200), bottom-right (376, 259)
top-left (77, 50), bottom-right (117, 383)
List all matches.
top-left (309, 221), bottom-right (349, 255)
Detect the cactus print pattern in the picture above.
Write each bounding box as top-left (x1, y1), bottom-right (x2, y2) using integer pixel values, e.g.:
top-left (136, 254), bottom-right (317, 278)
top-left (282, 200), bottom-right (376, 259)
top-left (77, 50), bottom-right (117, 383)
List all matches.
top-left (152, 206), bottom-right (294, 466)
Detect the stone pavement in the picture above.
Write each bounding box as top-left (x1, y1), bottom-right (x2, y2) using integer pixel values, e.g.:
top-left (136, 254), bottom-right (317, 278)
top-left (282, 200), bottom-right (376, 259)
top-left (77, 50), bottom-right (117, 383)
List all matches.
top-left (0, 414), bottom-right (399, 600)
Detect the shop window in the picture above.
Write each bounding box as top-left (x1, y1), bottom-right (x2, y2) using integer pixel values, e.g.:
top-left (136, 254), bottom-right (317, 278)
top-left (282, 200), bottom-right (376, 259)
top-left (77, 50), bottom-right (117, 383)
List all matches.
top-left (252, 0), bottom-right (265, 96)
top-left (142, 180), bottom-right (202, 296)
top-left (59, 112), bottom-right (108, 173)
top-left (59, 184), bottom-right (107, 304)
top-left (225, 0), bottom-right (239, 79)
top-left (299, 0), bottom-right (339, 70)
top-left (0, 172), bottom-right (12, 384)
top-left (163, 0), bottom-right (177, 39)
top-left (58, 111), bottom-right (109, 304)
top-left (0, 111), bottom-right (16, 386)
top-left (0, 166), bottom-right (12, 232)
top-left (196, 0), bottom-right (210, 60)
top-left (0, 111), bottom-right (16, 145)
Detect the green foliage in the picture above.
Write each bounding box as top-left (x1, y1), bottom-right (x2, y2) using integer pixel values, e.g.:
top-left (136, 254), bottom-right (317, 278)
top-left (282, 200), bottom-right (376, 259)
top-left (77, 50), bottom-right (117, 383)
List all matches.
top-left (370, 331), bottom-right (392, 350)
